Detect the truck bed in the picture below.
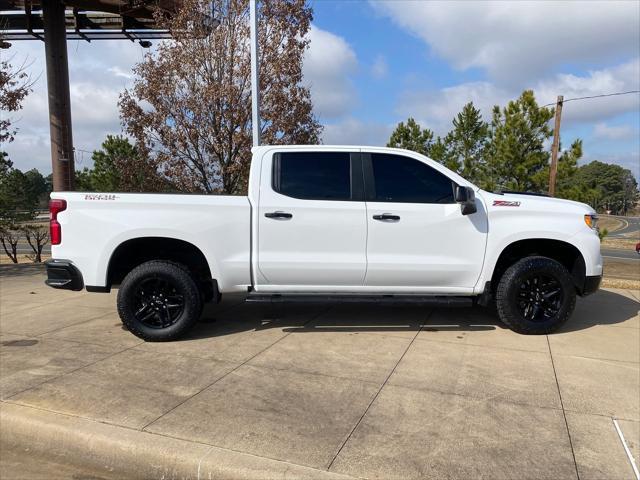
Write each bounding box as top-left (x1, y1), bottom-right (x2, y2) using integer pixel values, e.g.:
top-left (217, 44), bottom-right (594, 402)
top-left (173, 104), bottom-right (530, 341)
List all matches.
top-left (50, 192), bottom-right (252, 291)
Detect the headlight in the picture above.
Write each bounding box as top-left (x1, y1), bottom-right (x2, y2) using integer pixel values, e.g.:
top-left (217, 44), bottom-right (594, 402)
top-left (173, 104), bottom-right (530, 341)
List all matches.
top-left (584, 214), bottom-right (598, 229)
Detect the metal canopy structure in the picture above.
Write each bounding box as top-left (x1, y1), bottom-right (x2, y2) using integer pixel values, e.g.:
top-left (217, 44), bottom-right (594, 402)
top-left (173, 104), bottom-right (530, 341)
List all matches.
top-left (0, 0), bottom-right (178, 41)
top-left (0, 1), bottom-right (183, 191)
top-left (0, 11), bottom-right (173, 41)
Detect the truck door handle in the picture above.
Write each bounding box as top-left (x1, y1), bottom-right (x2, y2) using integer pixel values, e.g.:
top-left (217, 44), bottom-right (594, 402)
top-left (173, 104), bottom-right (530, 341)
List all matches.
top-left (373, 213), bottom-right (400, 222)
top-left (265, 211), bottom-right (293, 219)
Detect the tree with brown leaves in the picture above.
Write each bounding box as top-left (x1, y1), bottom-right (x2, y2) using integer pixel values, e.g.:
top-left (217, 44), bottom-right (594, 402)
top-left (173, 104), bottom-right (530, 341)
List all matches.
top-left (1, 54), bottom-right (32, 145)
top-left (119, 0), bottom-right (322, 194)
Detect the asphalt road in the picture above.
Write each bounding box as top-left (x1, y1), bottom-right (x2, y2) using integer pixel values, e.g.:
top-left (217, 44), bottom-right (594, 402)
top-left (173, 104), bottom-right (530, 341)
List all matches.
top-left (606, 215), bottom-right (640, 238)
top-left (602, 248), bottom-right (639, 261)
top-left (14, 241), bottom-right (50, 255)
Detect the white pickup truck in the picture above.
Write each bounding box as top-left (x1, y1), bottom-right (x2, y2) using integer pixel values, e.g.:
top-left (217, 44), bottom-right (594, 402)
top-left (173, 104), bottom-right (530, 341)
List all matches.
top-left (46, 145), bottom-right (602, 341)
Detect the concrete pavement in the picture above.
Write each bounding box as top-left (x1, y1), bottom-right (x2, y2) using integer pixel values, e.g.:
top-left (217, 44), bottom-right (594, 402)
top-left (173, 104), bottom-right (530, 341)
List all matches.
top-left (1, 443), bottom-right (124, 480)
top-left (1, 269), bottom-right (639, 479)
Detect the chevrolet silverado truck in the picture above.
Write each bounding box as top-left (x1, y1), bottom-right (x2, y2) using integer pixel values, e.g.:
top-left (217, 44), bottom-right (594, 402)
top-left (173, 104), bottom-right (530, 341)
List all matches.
top-left (45, 145), bottom-right (602, 341)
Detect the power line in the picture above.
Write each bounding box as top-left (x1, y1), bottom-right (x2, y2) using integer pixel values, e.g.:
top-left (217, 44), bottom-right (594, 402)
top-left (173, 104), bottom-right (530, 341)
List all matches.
top-left (542, 90), bottom-right (640, 107)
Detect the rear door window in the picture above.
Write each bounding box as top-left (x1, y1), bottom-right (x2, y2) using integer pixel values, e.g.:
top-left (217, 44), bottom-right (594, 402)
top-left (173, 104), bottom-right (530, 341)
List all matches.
top-left (273, 152), bottom-right (353, 201)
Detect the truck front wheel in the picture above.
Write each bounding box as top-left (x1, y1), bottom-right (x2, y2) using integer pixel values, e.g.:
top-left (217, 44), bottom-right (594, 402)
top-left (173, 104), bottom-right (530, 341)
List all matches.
top-left (495, 256), bottom-right (576, 334)
top-left (117, 260), bottom-right (202, 341)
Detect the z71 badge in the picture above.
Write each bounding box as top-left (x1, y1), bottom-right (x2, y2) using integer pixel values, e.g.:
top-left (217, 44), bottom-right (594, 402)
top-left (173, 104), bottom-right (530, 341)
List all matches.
top-left (493, 200), bottom-right (521, 207)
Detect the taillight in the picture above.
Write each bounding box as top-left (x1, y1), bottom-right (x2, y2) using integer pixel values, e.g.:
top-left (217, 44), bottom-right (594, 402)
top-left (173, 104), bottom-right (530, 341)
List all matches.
top-left (49, 199), bottom-right (67, 245)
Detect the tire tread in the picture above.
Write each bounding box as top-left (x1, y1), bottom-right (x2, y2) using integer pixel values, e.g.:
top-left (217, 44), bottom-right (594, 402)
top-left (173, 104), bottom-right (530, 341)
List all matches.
top-left (495, 256), bottom-right (576, 335)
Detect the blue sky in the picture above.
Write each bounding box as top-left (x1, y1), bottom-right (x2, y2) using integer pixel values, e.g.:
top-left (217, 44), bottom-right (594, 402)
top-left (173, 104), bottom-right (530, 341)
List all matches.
top-left (3, 0), bottom-right (640, 179)
top-left (309, 0), bottom-right (640, 178)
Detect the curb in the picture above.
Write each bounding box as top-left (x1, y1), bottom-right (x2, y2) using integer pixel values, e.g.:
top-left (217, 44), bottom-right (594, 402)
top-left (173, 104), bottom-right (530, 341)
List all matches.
top-left (1, 402), bottom-right (357, 480)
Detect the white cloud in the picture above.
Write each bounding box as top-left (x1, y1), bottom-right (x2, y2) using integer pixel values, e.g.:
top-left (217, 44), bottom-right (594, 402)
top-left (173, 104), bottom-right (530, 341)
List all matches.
top-left (397, 59), bottom-right (640, 133)
top-left (372, 0), bottom-right (640, 84)
top-left (593, 123), bottom-right (636, 141)
top-left (535, 59), bottom-right (640, 123)
top-left (108, 66), bottom-right (135, 80)
top-left (397, 81), bottom-right (509, 134)
top-left (303, 25), bottom-right (358, 119)
top-left (3, 40), bottom-right (150, 173)
top-left (322, 118), bottom-right (393, 146)
top-left (371, 55), bottom-right (388, 79)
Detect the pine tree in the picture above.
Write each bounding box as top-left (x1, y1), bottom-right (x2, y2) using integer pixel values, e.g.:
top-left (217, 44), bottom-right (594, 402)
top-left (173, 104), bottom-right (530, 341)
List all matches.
top-left (536, 139), bottom-right (582, 195)
top-left (386, 118), bottom-right (434, 156)
top-left (485, 90), bottom-right (554, 192)
top-left (74, 136), bottom-right (161, 192)
top-left (428, 135), bottom-right (453, 169)
top-left (447, 102), bottom-right (489, 185)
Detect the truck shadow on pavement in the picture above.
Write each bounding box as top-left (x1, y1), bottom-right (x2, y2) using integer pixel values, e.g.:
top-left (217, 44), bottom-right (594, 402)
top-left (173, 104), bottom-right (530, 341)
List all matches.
top-left (186, 303), bottom-right (493, 340)
top-left (185, 289), bottom-right (638, 340)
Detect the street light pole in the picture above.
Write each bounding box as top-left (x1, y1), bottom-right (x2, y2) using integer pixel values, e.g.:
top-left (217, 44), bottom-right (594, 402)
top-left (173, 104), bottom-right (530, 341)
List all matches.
top-left (249, 0), bottom-right (260, 147)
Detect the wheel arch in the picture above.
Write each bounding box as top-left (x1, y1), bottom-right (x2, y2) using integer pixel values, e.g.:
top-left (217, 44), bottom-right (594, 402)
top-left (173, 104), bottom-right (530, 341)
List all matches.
top-left (489, 238), bottom-right (586, 294)
top-left (106, 237), bottom-right (217, 301)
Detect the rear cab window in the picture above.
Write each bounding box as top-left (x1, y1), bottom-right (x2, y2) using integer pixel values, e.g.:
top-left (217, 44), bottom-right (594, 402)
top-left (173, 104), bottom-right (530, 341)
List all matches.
top-left (272, 152), bottom-right (360, 201)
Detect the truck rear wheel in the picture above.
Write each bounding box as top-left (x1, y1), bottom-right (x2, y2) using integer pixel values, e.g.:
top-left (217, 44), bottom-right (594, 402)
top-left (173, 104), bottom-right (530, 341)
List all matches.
top-left (495, 256), bottom-right (576, 335)
top-left (117, 260), bottom-right (202, 341)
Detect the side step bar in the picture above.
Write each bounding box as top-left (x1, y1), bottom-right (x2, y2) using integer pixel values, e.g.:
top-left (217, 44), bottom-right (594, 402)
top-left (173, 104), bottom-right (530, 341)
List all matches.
top-left (246, 293), bottom-right (473, 307)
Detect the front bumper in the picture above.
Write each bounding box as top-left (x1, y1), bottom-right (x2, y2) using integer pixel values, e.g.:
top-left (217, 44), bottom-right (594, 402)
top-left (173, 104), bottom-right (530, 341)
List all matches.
top-left (45, 259), bottom-right (84, 291)
top-left (580, 274), bottom-right (602, 297)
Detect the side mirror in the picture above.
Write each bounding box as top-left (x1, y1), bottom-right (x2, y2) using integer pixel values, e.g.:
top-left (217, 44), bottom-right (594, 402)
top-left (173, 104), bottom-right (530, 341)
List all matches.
top-left (455, 186), bottom-right (477, 215)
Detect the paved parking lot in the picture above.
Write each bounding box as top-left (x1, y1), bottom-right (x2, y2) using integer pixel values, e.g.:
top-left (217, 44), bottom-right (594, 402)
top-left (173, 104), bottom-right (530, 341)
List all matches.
top-left (1, 268), bottom-right (639, 479)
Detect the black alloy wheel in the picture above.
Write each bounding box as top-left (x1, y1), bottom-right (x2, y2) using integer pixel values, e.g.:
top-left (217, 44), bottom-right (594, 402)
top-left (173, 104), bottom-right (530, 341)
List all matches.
top-left (516, 274), bottom-right (563, 322)
top-left (133, 277), bottom-right (185, 329)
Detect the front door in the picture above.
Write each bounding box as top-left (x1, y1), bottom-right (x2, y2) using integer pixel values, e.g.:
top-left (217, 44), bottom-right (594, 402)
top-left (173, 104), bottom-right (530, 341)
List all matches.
top-left (364, 152), bottom-right (488, 291)
top-left (256, 150), bottom-right (367, 289)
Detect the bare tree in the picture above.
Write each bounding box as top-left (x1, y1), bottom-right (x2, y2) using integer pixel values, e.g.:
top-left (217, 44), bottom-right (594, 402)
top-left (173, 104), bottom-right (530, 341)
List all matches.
top-left (120, 0), bottom-right (322, 194)
top-left (22, 224), bottom-right (49, 263)
top-left (0, 226), bottom-right (20, 264)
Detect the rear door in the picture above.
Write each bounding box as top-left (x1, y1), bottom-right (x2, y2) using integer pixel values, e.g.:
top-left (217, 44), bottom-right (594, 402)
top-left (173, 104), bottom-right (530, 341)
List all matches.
top-left (256, 149), bottom-right (367, 289)
top-left (364, 151), bottom-right (488, 291)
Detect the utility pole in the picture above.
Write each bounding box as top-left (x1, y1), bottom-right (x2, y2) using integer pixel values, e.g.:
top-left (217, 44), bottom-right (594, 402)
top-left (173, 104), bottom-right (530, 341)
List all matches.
top-left (249, 0), bottom-right (261, 147)
top-left (548, 95), bottom-right (563, 197)
top-left (43, 0), bottom-right (75, 191)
